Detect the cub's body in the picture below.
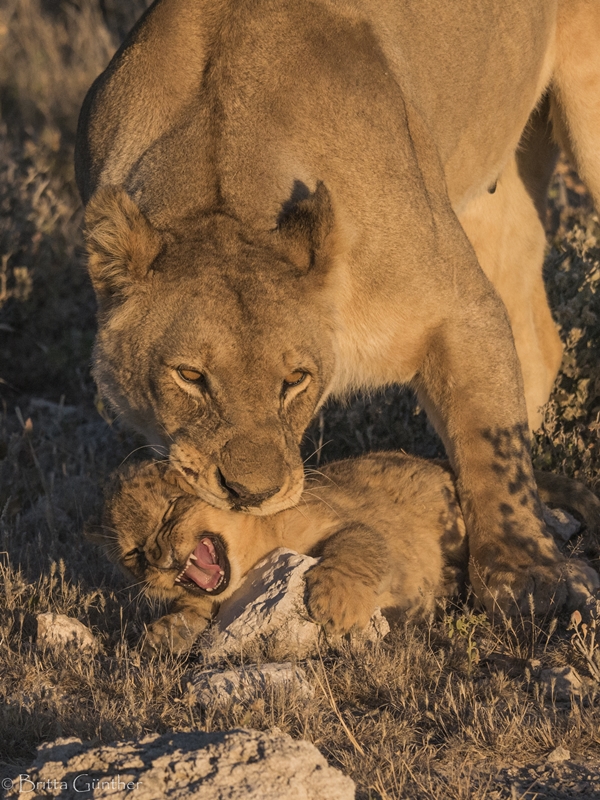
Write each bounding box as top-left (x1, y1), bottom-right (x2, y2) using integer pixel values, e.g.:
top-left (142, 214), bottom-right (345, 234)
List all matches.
top-left (97, 453), bottom-right (468, 651)
top-left (96, 454), bottom-right (599, 652)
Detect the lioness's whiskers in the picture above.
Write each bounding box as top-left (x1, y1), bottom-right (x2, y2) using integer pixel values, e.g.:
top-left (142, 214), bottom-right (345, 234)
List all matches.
top-left (301, 489), bottom-right (341, 518)
top-left (304, 468), bottom-right (339, 488)
top-left (303, 439), bottom-right (333, 466)
top-left (156, 422), bottom-right (175, 443)
top-left (293, 497), bottom-right (310, 521)
top-left (119, 444), bottom-right (169, 466)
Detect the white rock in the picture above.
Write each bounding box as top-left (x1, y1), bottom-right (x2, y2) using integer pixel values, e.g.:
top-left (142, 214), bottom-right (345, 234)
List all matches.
top-left (6, 729), bottom-right (356, 800)
top-left (191, 662), bottom-right (314, 707)
top-left (36, 613), bottom-right (96, 651)
top-left (542, 505), bottom-right (581, 543)
top-left (547, 745), bottom-right (571, 764)
top-left (540, 666), bottom-right (584, 702)
top-left (211, 548), bottom-right (389, 660)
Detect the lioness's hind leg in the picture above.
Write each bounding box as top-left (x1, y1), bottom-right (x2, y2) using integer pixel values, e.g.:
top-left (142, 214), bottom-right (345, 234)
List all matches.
top-left (459, 153), bottom-right (563, 431)
top-left (552, 0), bottom-right (600, 208)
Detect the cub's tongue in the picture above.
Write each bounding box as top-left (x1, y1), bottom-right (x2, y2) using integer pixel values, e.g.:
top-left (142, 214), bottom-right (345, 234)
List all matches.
top-left (183, 538), bottom-right (222, 590)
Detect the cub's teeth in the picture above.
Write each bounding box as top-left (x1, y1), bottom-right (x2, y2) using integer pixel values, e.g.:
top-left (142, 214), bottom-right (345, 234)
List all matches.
top-left (189, 554), bottom-right (198, 562)
top-left (206, 587), bottom-right (213, 592)
top-left (175, 577), bottom-right (181, 583)
top-left (219, 569), bottom-right (224, 576)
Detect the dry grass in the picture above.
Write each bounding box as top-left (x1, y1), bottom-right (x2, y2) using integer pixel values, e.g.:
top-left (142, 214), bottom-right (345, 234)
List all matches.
top-left (1, 2), bottom-right (600, 798)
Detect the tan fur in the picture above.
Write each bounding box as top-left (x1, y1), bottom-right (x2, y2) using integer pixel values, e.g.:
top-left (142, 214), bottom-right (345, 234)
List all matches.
top-left (93, 454), bottom-right (600, 653)
top-left (76, 0), bottom-right (600, 615)
top-left (459, 154), bottom-right (564, 429)
top-left (552, 0), bottom-right (600, 205)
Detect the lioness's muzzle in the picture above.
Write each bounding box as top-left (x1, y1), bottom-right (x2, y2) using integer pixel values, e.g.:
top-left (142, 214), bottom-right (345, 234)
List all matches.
top-left (217, 434), bottom-right (290, 507)
top-left (216, 468), bottom-right (279, 507)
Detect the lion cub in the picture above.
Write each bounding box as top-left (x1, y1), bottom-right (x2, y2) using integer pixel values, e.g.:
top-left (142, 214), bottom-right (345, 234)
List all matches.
top-left (92, 453), bottom-right (600, 653)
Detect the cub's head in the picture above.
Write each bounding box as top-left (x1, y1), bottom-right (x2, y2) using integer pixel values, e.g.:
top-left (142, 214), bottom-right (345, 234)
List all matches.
top-left (85, 184), bottom-right (343, 514)
top-left (91, 461), bottom-right (273, 605)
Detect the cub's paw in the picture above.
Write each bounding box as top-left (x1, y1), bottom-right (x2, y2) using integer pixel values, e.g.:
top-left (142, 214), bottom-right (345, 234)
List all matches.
top-left (469, 552), bottom-right (598, 617)
top-left (305, 563), bottom-right (377, 635)
top-left (143, 613), bottom-right (206, 655)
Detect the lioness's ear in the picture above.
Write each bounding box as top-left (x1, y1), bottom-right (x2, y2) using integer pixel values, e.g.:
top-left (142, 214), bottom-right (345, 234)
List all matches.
top-left (84, 186), bottom-right (161, 301)
top-left (275, 181), bottom-right (341, 273)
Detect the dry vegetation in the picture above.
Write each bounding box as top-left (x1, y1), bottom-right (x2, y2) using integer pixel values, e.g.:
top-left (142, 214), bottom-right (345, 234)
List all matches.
top-left (1, 2), bottom-right (600, 797)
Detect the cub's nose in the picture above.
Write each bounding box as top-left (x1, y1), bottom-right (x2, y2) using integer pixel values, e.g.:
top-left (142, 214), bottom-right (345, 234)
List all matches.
top-left (217, 469), bottom-right (279, 507)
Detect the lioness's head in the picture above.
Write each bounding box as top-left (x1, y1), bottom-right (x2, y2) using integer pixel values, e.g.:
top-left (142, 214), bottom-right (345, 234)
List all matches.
top-left (92, 461), bottom-right (275, 604)
top-left (85, 183), bottom-right (342, 514)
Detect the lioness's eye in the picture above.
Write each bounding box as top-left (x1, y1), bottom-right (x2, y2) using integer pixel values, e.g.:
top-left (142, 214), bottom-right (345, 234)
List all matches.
top-left (177, 367), bottom-right (204, 384)
top-left (123, 547), bottom-right (141, 560)
top-left (283, 371), bottom-right (308, 390)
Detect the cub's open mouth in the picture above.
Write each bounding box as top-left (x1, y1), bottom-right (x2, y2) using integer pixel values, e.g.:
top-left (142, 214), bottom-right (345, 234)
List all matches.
top-left (174, 534), bottom-right (230, 595)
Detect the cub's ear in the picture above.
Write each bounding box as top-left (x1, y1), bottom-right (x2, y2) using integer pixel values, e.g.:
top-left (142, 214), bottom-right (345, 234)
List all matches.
top-left (274, 181), bottom-right (343, 274)
top-left (84, 186), bottom-right (161, 301)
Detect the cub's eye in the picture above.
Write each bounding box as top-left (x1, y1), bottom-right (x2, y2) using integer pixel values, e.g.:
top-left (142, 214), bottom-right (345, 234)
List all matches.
top-left (283, 371), bottom-right (309, 390)
top-left (123, 547), bottom-right (141, 560)
top-left (177, 367), bottom-right (204, 384)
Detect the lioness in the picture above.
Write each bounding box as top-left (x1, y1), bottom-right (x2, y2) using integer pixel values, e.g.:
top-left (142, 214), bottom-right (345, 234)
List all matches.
top-left (91, 455), bottom-right (600, 653)
top-left (76, 0), bottom-right (600, 614)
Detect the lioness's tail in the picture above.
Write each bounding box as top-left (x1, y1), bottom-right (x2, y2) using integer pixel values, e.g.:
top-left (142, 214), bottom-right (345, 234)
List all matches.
top-left (535, 470), bottom-right (600, 563)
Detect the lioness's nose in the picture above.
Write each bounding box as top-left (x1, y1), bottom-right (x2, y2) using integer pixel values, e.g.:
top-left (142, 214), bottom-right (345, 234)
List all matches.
top-left (217, 469), bottom-right (279, 507)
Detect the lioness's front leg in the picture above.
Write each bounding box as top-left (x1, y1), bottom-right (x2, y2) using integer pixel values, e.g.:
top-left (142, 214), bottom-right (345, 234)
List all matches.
top-left (414, 263), bottom-right (595, 615)
top-left (144, 599), bottom-right (213, 654)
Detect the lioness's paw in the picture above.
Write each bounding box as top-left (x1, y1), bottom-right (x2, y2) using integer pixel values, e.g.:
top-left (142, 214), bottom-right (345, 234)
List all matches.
top-left (469, 554), bottom-right (598, 617)
top-left (305, 564), bottom-right (377, 635)
top-left (143, 613), bottom-right (205, 655)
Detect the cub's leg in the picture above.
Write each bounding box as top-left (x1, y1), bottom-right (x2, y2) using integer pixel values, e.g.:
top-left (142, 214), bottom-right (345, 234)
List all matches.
top-left (305, 524), bottom-right (390, 635)
top-left (552, 0), bottom-right (600, 209)
top-left (144, 598), bottom-right (214, 654)
top-left (458, 106), bottom-right (563, 431)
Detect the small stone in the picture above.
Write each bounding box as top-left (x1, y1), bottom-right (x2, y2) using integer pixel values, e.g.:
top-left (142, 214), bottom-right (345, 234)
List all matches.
top-left (540, 666), bottom-right (583, 702)
top-left (191, 662), bottom-right (314, 707)
top-left (542, 505), bottom-right (581, 543)
top-left (547, 746), bottom-right (571, 764)
top-left (36, 613), bottom-right (96, 651)
top-left (211, 548), bottom-right (389, 660)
